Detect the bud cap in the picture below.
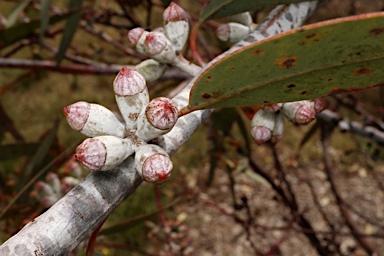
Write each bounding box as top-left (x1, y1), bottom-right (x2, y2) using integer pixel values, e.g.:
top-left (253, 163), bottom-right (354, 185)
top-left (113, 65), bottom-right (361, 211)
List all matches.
top-left (63, 101), bottom-right (90, 131)
top-left (113, 68), bottom-right (146, 96)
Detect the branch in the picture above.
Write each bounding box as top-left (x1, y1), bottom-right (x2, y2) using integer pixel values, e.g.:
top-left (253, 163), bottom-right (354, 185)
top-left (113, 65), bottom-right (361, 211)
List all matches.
top-left (0, 2), bottom-right (319, 255)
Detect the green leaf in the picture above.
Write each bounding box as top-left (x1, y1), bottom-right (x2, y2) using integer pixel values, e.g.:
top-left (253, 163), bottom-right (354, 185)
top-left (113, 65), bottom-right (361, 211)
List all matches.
top-left (40, 0), bottom-right (54, 44)
top-left (55, 0), bottom-right (83, 65)
top-left (200, 0), bottom-right (308, 20)
top-left (21, 120), bottom-right (59, 184)
top-left (184, 13), bottom-right (384, 113)
top-left (0, 11), bottom-right (80, 49)
top-left (6, 0), bottom-right (32, 28)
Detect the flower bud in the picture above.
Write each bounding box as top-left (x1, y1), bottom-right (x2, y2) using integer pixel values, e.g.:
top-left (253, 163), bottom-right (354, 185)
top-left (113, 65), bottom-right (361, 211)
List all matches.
top-left (261, 103), bottom-right (283, 112)
top-left (75, 136), bottom-right (135, 171)
top-left (135, 144), bottom-right (172, 184)
top-left (46, 172), bottom-right (61, 194)
top-left (143, 32), bottom-right (177, 63)
top-left (311, 98), bottom-right (325, 114)
top-left (229, 12), bottom-right (253, 27)
top-left (271, 111), bottom-right (285, 145)
top-left (63, 102), bottom-right (126, 138)
top-left (216, 22), bottom-right (250, 43)
top-left (113, 67), bottom-right (149, 130)
top-left (127, 28), bottom-right (149, 55)
top-left (34, 181), bottom-right (54, 196)
top-left (127, 27), bottom-right (145, 48)
top-left (40, 195), bottom-right (59, 208)
top-left (282, 100), bottom-right (316, 125)
top-left (163, 2), bottom-right (189, 52)
top-left (135, 59), bottom-right (167, 82)
top-left (61, 176), bottom-right (79, 193)
top-left (251, 109), bottom-right (275, 145)
top-left (136, 97), bottom-right (178, 141)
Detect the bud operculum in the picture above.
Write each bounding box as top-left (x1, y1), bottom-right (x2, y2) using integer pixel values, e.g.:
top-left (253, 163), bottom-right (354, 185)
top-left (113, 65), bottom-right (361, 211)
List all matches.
top-left (136, 97), bottom-right (178, 141)
top-left (113, 67), bottom-right (149, 130)
top-left (135, 144), bottom-right (172, 184)
top-left (251, 109), bottom-right (275, 145)
top-left (63, 102), bottom-right (126, 138)
top-left (163, 2), bottom-right (189, 52)
top-left (75, 136), bottom-right (134, 171)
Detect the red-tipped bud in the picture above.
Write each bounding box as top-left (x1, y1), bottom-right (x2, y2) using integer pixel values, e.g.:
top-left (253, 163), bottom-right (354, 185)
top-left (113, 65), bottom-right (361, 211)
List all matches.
top-left (127, 27), bottom-right (145, 47)
top-left (136, 97), bottom-right (178, 141)
top-left (135, 144), bottom-right (172, 184)
top-left (75, 136), bottom-right (135, 171)
top-left (143, 32), bottom-right (176, 63)
top-left (261, 103), bottom-right (283, 112)
top-left (311, 98), bottom-right (325, 114)
top-left (271, 111), bottom-right (285, 145)
top-left (163, 3), bottom-right (189, 52)
top-left (114, 68), bottom-right (149, 129)
top-left (40, 195), bottom-right (58, 208)
top-left (251, 126), bottom-right (271, 145)
top-left (46, 172), bottom-right (61, 194)
top-left (251, 109), bottom-right (275, 145)
top-left (216, 22), bottom-right (250, 43)
top-left (63, 102), bottom-right (126, 138)
top-left (61, 176), bottom-right (79, 193)
top-left (34, 181), bottom-right (54, 196)
top-left (282, 100), bottom-right (316, 125)
top-left (135, 59), bottom-right (167, 82)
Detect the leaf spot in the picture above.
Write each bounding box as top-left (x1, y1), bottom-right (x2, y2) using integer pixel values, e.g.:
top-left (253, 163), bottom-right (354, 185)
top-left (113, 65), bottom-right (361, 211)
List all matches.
top-left (306, 33), bottom-right (316, 39)
top-left (202, 93), bottom-right (211, 99)
top-left (263, 100), bottom-right (270, 104)
top-left (354, 68), bottom-right (372, 76)
top-left (355, 52), bottom-right (361, 55)
top-left (252, 49), bottom-right (263, 55)
top-left (300, 91), bottom-right (307, 95)
top-left (370, 28), bottom-right (384, 36)
top-left (327, 78), bottom-right (333, 82)
top-left (275, 56), bottom-right (297, 69)
top-left (287, 84), bottom-right (296, 88)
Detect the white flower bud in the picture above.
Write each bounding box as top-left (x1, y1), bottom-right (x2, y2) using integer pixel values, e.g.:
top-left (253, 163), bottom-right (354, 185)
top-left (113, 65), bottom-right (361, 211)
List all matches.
top-left (34, 181), bottom-right (54, 196)
top-left (127, 27), bottom-right (149, 55)
top-left (127, 27), bottom-right (145, 48)
top-left (61, 176), bottom-right (79, 193)
top-left (113, 67), bottom-right (149, 130)
top-left (63, 102), bottom-right (126, 138)
top-left (271, 111), bottom-right (285, 145)
top-left (311, 98), bottom-right (325, 114)
top-left (163, 2), bottom-right (189, 52)
top-left (229, 12), bottom-right (253, 27)
top-left (282, 100), bottom-right (316, 125)
top-left (261, 103), bottom-right (283, 112)
top-left (251, 109), bottom-right (275, 145)
top-left (75, 136), bottom-right (135, 171)
top-left (135, 144), bottom-right (172, 184)
top-left (216, 22), bottom-right (250, 43)
top-left (46, 172), bottom-right (61, 194)
top-left (135, 59), bottom-right (167, 82)
top-left (136, 97), bottom-right (178, 141)
top-left (40, 195), bottom-right (59, 208)
top-left (143, 32), bottom-right (177, 63)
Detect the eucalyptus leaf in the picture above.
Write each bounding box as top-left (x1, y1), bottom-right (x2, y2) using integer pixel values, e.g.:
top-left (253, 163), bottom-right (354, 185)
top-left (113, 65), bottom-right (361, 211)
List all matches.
top-left (6, 0), bottom-right (32, 28)
top-left (200, 0), bottom-right (308, 20)
top-left (0, 11), bottom-right (80, 49)
top-left (184, 13), bottom-right (384, 113)
top-left (40, 0), bottom-right (54, 44)
top-left (55, 0), bottom-right (83, 65)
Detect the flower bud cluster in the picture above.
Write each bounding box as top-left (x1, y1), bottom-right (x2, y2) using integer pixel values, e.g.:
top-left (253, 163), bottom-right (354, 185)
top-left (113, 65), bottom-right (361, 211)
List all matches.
top-left (64, 67), bottom-right (178, 184)
top-left (32, 172), bottom-right (80, 208)
top-left (127, 2), bottom-right (189, 63)
top-left (216, 12), bottom-right (253, 43)
top-left (251, 98), bottom-right (325, 145)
